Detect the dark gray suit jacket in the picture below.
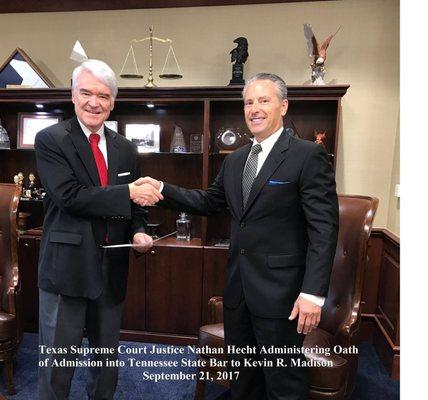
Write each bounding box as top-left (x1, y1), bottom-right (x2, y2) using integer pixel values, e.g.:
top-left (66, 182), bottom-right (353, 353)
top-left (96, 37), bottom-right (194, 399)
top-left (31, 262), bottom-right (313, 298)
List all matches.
top-left (35, 117), bottom-right (147, 301)
top-left (162, 130), bottom-right (339, 318)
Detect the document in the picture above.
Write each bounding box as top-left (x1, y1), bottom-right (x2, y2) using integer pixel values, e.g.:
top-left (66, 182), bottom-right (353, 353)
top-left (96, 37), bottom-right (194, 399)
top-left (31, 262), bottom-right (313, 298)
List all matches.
top-left (101, 231), bottom-right (177, 249)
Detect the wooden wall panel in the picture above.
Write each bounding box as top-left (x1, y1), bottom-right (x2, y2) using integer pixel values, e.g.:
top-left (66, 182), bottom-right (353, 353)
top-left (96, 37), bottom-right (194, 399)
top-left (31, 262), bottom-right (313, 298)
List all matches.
top-left (362, 236), bottom-right (383, 314)
top-left (361, 229), bottom-right (400, 380)
top-left (377, 237), bottom-right (400, 345)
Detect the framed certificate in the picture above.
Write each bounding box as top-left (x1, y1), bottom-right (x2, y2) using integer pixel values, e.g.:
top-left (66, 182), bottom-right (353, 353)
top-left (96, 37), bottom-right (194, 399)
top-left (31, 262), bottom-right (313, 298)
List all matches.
top-left (17, 113), bottom-right (62, 149)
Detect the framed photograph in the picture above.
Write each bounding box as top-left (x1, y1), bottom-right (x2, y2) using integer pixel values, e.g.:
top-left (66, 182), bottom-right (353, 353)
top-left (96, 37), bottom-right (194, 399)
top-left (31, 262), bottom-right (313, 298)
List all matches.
top-left (125, 124), bottom-right (160, 153)
top-left (18, 113), bottom-right (62, 149)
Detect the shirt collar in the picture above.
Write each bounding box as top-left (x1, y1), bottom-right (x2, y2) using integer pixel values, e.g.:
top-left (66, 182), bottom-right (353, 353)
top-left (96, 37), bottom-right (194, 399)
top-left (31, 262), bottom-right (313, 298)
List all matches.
top-left (77, 118), bottom-right (105, 141)
top-left (252, 126), bottom-right (284, 154)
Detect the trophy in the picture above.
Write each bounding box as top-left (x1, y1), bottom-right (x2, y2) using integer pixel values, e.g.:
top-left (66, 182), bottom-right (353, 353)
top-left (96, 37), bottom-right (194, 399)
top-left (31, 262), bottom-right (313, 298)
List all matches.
top-left (228, 37), bottom-right (249, 86)
top-left (215, 127), bottom-right (251, 153)
top-left (0, 119), bottom-right (10, 149)
top-left (170, 125), bottom-right (187, 153)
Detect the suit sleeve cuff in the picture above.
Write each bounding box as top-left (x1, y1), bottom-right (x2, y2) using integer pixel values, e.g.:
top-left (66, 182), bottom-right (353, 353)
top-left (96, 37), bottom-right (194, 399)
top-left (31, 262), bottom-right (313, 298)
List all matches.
top-left (300, 292), bottom-right (325, 307)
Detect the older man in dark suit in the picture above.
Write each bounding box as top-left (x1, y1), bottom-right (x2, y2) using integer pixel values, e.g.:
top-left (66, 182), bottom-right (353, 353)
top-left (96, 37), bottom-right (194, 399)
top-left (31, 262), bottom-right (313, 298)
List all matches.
top-left (35, 59), bottom-right (163, 400)
top-left (139, 73), bottom-right (338, 399)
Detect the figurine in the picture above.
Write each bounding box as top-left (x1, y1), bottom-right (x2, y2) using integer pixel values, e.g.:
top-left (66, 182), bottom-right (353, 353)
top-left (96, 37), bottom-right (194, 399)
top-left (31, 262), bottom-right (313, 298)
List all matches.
top-left (303, 24), bottom-right (340, 85)
top-left (28, 173), bottom-right (36, 189)
top-left (229, 37), bottom-right (249, 85)
top-left (17, 172), bottom-right (24, 185)
top-left (13, 175), bottom-right (19, 185)
top-left (314, 130), bottom-right (327, 148)
top-left (27, 173), bottom-right (38, 198)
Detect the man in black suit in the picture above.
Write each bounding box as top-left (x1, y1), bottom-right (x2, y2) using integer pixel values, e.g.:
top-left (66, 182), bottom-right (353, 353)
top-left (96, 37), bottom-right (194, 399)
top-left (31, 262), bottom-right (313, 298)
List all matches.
top-left (35, 59), bottom-right (163, 400)
top-left (139, 73), bottom-right (338, 399)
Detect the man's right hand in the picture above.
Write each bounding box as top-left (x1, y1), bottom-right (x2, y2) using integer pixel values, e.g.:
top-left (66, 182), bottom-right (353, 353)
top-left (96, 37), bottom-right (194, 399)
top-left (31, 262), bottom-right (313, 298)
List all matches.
top-left (128, 180), bottom-right (163, 206)
top-left (134, 176), bottom-right (161, 191)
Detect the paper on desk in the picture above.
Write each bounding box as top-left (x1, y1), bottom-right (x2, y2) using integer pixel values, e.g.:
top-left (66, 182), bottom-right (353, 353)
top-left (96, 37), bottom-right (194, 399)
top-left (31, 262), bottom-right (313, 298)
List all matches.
top-left (101, 231), bottom-right (177, 249)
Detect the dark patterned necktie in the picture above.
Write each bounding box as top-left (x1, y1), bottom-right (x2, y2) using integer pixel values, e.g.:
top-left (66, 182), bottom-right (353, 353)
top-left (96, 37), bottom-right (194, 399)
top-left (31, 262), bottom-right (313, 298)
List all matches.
top-left (242, 143), bottom-right (262, 208)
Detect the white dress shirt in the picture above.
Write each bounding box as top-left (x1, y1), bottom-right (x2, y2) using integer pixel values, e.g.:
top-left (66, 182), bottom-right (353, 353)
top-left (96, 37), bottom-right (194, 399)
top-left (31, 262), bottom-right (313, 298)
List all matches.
top-left (77, 118), bottom-right (108, 167)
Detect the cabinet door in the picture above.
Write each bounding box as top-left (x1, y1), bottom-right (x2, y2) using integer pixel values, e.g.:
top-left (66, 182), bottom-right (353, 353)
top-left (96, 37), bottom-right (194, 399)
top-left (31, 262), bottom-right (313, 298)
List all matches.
top-left (202, 247), bottom-right (228, 324)
top-left (18, 236), bottom-right (40, 331)
top-left (121, 251), bottom-right (146, 331)
top-left (146, 246), bottom-right (203, 335)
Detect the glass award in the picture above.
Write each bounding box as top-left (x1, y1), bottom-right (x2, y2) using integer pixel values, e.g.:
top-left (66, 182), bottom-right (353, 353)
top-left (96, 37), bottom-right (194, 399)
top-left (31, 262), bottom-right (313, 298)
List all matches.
top-left (170, 125), bottom-right (187, 153)
top-left (0, 119), bottom-right (10, 149)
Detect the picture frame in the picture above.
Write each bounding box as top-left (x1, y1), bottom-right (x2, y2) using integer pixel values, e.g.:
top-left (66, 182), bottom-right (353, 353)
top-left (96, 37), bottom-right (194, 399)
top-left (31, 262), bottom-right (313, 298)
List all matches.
top-left (0, 48), bottom-right (54, 88)
top-left (125, 123), bottom-right (160, 153)
top-left (18, 113), bottom-right (62, 149)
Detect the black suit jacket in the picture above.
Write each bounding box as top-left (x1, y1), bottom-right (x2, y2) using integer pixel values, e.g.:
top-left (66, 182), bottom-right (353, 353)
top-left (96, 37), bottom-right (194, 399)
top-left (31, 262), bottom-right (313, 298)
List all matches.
top-left (162, 130), bottom-right (338, 318)
top-left (35, 117), bottom-right (147, 301)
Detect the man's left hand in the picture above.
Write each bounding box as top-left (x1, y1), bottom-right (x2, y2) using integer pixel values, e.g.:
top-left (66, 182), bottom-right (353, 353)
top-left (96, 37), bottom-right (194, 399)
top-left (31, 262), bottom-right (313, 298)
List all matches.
top-left (132, 232), bottom-right (153, 253)
top-left (288, 295), bottom-right (321, 334)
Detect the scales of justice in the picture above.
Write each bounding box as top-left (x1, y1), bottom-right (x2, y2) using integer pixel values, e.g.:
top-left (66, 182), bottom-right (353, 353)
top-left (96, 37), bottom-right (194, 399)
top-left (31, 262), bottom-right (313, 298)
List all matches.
top-left (120, 26), bottom-right (183, 88)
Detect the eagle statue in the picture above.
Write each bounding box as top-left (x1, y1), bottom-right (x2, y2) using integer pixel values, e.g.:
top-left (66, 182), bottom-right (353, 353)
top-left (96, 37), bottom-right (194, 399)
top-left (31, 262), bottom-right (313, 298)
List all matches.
top-left (303, 24), bottom-right (340, 84)
top-left (230, 37), bottom-right (249, 65)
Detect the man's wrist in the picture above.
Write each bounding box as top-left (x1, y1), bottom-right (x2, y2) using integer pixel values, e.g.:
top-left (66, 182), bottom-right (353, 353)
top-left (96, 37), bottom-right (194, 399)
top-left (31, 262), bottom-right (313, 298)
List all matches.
top-left (300, 292), bottom-right (325, 307)
top-left (128, 183), bottom-right (136, 200)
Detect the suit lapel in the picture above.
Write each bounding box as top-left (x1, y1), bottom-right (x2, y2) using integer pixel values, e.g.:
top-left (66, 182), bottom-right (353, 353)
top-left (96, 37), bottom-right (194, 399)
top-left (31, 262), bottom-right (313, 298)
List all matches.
top-left (105, 127), bottom-right (119, 185)
top-left (242, 130), bottom-right (291, 217)
top-left (67, 117), bottom-right (100, 186)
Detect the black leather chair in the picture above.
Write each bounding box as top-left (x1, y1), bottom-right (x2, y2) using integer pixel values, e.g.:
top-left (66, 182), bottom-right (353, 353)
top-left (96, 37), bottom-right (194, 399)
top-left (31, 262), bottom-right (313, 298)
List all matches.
top-left (195, 195), bottom-right (379, 400)
top-left (0, 183), bottom-right (22, 394)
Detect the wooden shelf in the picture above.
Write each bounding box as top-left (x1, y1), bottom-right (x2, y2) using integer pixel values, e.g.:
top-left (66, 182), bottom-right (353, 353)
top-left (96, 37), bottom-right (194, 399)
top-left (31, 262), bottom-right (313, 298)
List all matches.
top-left (0, 85), bottom-right (349, 102)
top-left (4, 84), bottom-right (348, 343)
top-left (154, 236), bottom-right (202, 248)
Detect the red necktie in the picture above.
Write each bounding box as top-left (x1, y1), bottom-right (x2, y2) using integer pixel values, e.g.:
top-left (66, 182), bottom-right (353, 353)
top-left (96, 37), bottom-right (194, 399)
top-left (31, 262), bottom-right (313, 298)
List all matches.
top-left (89, 133), bottom-right (108, 187)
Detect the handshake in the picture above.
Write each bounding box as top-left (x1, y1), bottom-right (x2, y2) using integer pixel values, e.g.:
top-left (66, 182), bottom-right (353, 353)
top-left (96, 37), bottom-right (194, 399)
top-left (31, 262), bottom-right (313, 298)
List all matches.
top-left (129, 176), bottom-right (163, 253)
top-left (128, 176), bottom-right (163, 207)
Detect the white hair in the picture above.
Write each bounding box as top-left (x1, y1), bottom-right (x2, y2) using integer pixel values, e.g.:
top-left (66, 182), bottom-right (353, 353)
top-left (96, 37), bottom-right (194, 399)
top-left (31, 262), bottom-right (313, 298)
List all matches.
top-left (72, 59), bottom-right (118, 98)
